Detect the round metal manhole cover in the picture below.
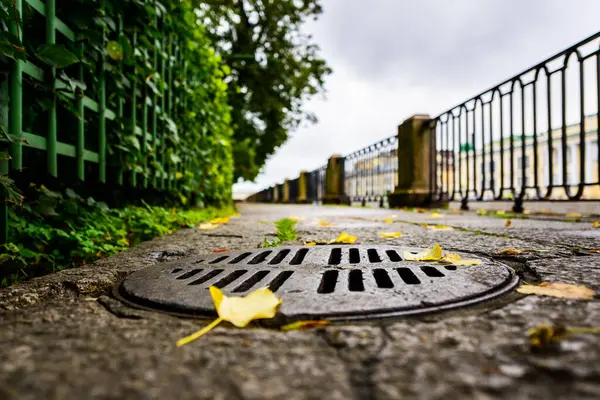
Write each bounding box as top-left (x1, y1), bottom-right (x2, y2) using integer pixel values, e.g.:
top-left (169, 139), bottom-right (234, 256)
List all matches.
top-left (116, 246), bottom-right (519, 321)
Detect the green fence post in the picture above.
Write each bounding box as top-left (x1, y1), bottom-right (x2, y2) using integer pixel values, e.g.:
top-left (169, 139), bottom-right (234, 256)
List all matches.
top-left (76, 40), bottom-right (85, 180)
top-left (116, 15), bottom-right (124, 185)
top-left (1, 81), bottom-right (9, 244)
top-left (160, 36), bottom-right (166, 190)
top-left (9, 0), bottom-right (23, 171)
top-left (46, 0), bottom-right (57, 176)
top-left (152, 14), bottom-right (158, 188)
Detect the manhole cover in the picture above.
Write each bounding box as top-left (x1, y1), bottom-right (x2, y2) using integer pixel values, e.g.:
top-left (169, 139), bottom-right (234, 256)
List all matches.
top-left (115, 246), bottom-right (519, 321)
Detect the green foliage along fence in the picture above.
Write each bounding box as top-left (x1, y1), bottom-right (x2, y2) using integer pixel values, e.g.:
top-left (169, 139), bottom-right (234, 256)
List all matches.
top-left (0, 0), bottom-right (234, 244)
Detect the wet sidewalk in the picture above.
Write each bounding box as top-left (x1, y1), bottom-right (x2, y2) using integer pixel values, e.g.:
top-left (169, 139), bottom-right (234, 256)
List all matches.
top-left (1, 204), bottom-right (599, 399)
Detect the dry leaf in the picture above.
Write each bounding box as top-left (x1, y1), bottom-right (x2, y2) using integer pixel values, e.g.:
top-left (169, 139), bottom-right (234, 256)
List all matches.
top-left (281, 320), bottom-right (331, 331)
top-left (384, 217), bottom-right (392, 223)
top-left (499, 248), bottom-right (523, 255)
top-left (304, 241), bottom-right (317, 246)
top-left (593, 221), bottom-right (599, 228)
top-left (210, 217), bottom-right (230, 224)
top-left (505, 219), bottom-right (512, 227)
top-left (566, 212), bottom-right (582, 218)
top-left (516, 282), bottom-right (596, 300)
top-left (416, 208), bottom-right (425, 213)
top-left (431, 212), bottom-right (442, 218)
top-left (404, 244), bottom-right (443, 261)
top-left (212, 249), bottom-right (228, 253)
top-left (331, 232), bottom-right (358, 244)
top-left (177, 286), bottom-right (282, 346)
top-left (318, 220), bottom-right (333, 226)
top-left (440, 253), bottom-right (482, 266)
top-left (380, 232), bottom-right (402, 239)
top-left (427, 225), bottom-right (454, 231)
top-left (529, 323), bottom-right (600, 351)
top-left (523, 210), bottom-right (531, 215)
top-left (198, 222), bottom-right (220, 230)
top-left (589, 250), bottom-right (600, 254)
top-left (496, 210), bottom-right (505, 216)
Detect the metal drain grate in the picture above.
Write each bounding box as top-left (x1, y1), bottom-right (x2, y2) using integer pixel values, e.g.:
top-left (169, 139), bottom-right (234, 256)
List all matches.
top-left (116, 246), bottom-right (519, 321)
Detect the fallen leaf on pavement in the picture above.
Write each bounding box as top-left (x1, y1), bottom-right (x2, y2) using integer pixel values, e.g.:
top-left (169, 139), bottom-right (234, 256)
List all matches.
top-left (498, 248), bottom-right (523, 255)
top-left (318, 220), bottom-right (333, 226)
top-left (496, 210), bottom-right (505, 216)
top-left (231, 213), bottom-right (241, 218)
top-left (304, 241), bottom-right (316, 246)
top-left (198, 222), bottom-right (220, 230)
top-left (210, 217), bottom-right (230, 224)
top-left (427, 225), bottom-right (454, 231)
top-left (212, 249), bottom-right (228, 253)
top-left (177, 286), bottom-right (282, 346)
top-left (528, 323), bottom-right (600, 351)
top-left (477, 209), bottom-right (487, 215)
top-left (384, 217), bottom-right (393, 223)
top-left (566, 212), bottom-right (582, 218)
top-left (416, 208), bottom-right (425, 213)
top-left (331, 232), bottom-right (358, 244)
top-left (281, 320), bottom-right (331, 331)
top-left (593, 221), bottom-right (599, 228)
top-left (290, 216), bottom-right (305, 222)
top-left (440, 253), bottom-right (482, 266)
top-left (404, 244), bottom-right (443, 261)
top-left (516, 282), bottom-right (596, 300)
top-left (431, 212), bottom-right (442, 218)
top-left (505, 219), bottom-right (512, 227)
top-left (380, 232), bottom-right (402, 238)
top-left (589, 250), bottom-right (600, 254)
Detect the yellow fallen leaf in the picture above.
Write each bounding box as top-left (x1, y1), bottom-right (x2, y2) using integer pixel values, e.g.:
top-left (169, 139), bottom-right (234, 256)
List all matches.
top-left (477, 209), bottom-right (487, 216)
top-left (318, 220), bottom-right (333, 226)
top-left (304, 241), bottom-right (316, 246)
top-left (528, 323), bottom-right (600, 351)
top-left (231, 213), bottom-right (241, 218)
top-left (440, 253), bottom-right (482, 266)
top-left (431, 212), bottom-right (442, 218)
top-left (210, 217), bottom-right (230, 224)
top-left (523, 210), bottom-right (531, 215)
top-left (281, 320), bottom-right (331, 331)
top-left (384, 217), bottom-right (392, 223)
top-left (198, 222), bottom-right (220, 230)
top-left (404, 243), bottom-right (442, 261)
top-left (593, 221), bottom-right (599, 228)
top-left (289, 216), bottom-right (305, 222)
top-left (505, 219), bottom-right (512, 227)
top-left (566, 212), bottom-right (582, 218)
top-left (331, 232), bottom-right (358, 244)
top-left (498, 248), bottom-right (523, 255)
top-left (380, 232), bottom-right (402, 239)
top-left (427, 225), bottom-right (454, 231)
top-left (496, 210), bottom-right (505, 216)
top-left (516, 282), bottom-right (596, 300)
top-left (177, 286), bottom-right (282, 346)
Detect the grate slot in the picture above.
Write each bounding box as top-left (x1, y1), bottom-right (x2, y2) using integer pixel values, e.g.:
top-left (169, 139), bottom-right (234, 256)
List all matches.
top-left (396, 268), bottom-right (421, 284)
top-left (421, 266), bottom-right (445, 277)
top-left (328, 248), bottom-right (342, 265)
top-left (209, 256), bottom-right (229, 264)
top-left (193, 259), bottom-right (204, 264)
top-left (318, 270), bottom-right (339, 294)
top-left (233, 271), bottom-right (270, 292)
top-left (349, 248), bottom-right (361, 264)
top-left (290, 248), bottom-right (309, 265)
top-left (188, 269), bottom-right (224, 285)
top-left (248, 251), bottom-right (272, 265)
top-left (213, 270), bottom-right (249, 289)
top-left (348, 270), bottom-right (365, 291)
top-left (367, 249), bottom-right (382, 263)
top-left (171, 268), bottom-right (183, 274)
top-left (269, 249), bottom-right (291, 265)
top-left (229, 252), bottom-right (252, 264)
top-left (268, 271), bottom-right (294, 292)
top-left (386, 250), bottom-right (402, 262)
top-left (373, 269), bottom-right (394, 288)
top-left (176, 269), bottom-right (203, 280)
top-left (444, 265), bottom-right (457, 271)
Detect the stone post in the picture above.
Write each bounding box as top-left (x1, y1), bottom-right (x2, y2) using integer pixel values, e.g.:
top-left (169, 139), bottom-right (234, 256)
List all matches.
top-left (296, 171), bottom-right (309, 203)
top-left (323, 155), bottom-right (351, 205)
top-left (273, 183), bottom-right (280, 203)
top-left (282, 179), bottom-right (290, 203)
top-left (388, 114), bottom-right (446, 208)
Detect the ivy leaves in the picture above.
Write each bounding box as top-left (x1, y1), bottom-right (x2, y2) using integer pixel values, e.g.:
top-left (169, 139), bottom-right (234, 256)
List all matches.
top-left (35, 44), bottom-right (80, 68)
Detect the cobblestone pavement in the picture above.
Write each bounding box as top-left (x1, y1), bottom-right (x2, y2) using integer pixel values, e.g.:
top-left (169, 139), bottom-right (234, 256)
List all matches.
top-left (1, 204), bottom-right (599, 400)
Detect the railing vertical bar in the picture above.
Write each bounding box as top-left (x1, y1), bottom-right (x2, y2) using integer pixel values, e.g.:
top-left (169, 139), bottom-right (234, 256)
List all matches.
top-left (532, 80), bottom-right (539, 198)
top-left (116, 15), bottom-right (124, 185)
top-left (46, 0), bottom-right (57, 177)
top-left (576, 57), bottom-right (585, 198)
top-left (76, 40), bottom-right (85, 180)
top-left (9, 0), bottom-right (23, 172)
top-left (98, 45), bottom-right (107, 183)
top-left (131, 30), bottom-right (138, 187)
top-left (560, 67), bottom-right (568, 195)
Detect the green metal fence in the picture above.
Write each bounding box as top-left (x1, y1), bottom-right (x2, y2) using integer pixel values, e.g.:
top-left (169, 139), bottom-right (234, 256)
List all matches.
top-left (1, 0), bottom-right (190, 243)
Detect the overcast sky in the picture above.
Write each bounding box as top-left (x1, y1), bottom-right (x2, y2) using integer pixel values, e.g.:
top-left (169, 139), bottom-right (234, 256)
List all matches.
top-left (232, 0), bottom-right (600, 198)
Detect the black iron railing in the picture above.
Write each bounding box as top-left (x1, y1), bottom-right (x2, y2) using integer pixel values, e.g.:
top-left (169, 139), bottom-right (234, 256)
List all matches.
top-left (344, 136), bottom-right (397, 206)
top-left (432, 31), bottom-right (600, 211)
